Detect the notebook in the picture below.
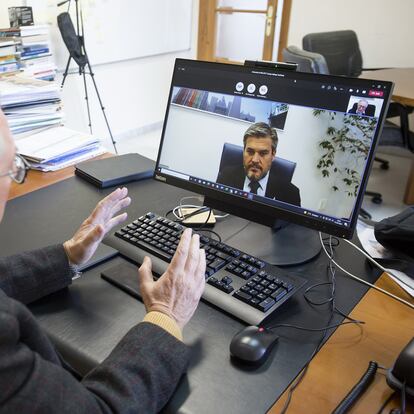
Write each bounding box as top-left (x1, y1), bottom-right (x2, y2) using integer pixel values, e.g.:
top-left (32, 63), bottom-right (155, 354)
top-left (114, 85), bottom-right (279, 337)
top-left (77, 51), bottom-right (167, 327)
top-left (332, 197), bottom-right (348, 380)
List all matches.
top-left (75, 153), bottom-right (155, 188)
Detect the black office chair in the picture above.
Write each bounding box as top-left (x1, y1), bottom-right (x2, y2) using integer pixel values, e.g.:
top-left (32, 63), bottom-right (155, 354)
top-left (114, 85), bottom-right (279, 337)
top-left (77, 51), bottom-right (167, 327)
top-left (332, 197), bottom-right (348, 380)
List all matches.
top-left (218, 142), bottom-right (297, 184)
top-left (282, 45), bottom-right (329, 74)
top-left (283, 43), bottom-right (414, 208)
top-left (302, 30), bottom-right (363, 77)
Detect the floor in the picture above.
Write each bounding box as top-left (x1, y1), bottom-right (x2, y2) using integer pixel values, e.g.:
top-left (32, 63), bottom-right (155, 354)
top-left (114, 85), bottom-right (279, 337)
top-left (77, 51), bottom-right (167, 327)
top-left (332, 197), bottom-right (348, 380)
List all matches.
top-left (118, 129), bottom-right (412, 223)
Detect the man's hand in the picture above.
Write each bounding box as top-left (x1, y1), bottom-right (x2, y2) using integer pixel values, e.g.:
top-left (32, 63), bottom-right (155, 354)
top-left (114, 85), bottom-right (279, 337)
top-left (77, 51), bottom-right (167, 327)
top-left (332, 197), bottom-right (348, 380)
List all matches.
top-left (64, 187), bottom-right (131, 266)
top-left (138, 228), bottom-right (206, 330)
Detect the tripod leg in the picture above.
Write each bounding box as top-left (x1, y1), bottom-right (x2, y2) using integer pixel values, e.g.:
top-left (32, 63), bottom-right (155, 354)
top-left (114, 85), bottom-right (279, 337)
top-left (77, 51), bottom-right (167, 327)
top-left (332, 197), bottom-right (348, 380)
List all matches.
top-left (85, 56), bottom-right (118, 154)
top-left (61, 56), bottom-right (72, 89)
top-left (81, 66), bottom-right (93, 135)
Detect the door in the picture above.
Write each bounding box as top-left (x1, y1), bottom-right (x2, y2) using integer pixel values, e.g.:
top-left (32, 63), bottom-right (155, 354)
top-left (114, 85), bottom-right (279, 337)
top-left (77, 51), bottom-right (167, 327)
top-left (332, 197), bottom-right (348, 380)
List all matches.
top-left (198, 0), bottom-right (292, 64)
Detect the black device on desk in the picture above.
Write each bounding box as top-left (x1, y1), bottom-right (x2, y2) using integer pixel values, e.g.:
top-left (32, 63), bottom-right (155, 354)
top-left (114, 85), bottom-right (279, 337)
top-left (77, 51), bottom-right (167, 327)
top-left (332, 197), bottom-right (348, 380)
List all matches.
top-left (104, 58), bottom-right (392, 325)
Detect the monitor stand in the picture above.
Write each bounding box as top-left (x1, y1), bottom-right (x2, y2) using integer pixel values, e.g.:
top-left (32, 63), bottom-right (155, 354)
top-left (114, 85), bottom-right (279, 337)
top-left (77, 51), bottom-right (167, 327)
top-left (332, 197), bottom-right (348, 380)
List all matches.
top-left (204, 197), bottom-right (322, 266)
top-left (224, 219), bottom-right (321, 266)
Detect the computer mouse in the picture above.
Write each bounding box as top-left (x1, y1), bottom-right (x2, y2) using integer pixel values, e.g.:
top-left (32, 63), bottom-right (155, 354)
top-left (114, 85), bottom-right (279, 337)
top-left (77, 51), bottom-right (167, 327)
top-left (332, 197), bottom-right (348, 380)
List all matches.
top-left (386, 337), bottom-right (414, 398)
top-left (230, 325), bottom-right (279, 366)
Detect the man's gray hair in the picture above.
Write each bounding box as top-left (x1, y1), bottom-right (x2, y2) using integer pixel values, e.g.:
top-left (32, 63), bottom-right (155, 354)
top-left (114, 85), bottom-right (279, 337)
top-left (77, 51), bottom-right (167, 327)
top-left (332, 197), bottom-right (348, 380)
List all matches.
top-left (243, 122), bottom-right (278, 152)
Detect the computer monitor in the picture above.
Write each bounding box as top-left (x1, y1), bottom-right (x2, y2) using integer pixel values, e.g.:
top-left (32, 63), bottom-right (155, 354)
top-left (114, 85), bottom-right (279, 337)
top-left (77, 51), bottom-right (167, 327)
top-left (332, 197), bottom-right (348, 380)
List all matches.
top-left (154, 58), bottom-right (393, 264)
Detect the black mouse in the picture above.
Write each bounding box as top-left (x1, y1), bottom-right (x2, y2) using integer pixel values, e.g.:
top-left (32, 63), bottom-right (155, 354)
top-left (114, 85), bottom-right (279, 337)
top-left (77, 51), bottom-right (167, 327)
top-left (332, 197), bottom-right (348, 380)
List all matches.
top-left (230, 325), bottom-right (279, 366)
top-left (386, 337), bottom-right (414, 398)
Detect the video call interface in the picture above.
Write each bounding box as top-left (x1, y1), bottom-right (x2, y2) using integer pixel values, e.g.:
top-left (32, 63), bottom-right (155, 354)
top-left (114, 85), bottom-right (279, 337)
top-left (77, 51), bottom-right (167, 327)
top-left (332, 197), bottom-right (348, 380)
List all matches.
top-left (156, 60), bottom-right (391, 228)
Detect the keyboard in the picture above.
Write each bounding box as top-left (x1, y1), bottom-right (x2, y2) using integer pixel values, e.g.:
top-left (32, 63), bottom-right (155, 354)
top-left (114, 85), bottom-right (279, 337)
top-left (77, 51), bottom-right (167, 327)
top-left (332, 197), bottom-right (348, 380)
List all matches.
top-left (104, 212), bottom-right (306, 325)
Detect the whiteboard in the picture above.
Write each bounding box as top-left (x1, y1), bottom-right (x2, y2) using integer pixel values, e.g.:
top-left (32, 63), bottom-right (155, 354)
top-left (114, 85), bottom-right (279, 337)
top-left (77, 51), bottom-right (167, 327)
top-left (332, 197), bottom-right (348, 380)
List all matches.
top-left (26, 0), bottom-right (193, 67)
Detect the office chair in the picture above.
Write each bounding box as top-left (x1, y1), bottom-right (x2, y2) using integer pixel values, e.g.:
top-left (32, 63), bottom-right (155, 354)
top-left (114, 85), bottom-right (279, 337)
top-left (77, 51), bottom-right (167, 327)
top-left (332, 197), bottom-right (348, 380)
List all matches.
top-left (302, 30), bottom-right (363, 77)
top-left (218, 142), bottom-right (297, 185)
top-left (282, 46), bottom-right (329, 74)
top-left (283, 44), bottom-right (414, 210)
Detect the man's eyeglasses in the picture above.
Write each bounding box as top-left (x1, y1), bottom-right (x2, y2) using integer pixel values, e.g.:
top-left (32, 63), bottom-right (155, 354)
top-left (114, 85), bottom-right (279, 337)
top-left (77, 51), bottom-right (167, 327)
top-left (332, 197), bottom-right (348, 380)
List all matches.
top-left (0, 154), bottom-right (30, 184)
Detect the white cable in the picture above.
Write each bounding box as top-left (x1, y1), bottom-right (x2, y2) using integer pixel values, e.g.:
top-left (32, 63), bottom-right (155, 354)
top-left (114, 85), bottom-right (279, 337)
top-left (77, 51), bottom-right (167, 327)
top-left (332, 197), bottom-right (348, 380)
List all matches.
top-left (319, 233), bottom-right (414, 310)
top-left (343, 238), bottom-right (413, 291)
top-left (175, 196), bottom-right (229, 220)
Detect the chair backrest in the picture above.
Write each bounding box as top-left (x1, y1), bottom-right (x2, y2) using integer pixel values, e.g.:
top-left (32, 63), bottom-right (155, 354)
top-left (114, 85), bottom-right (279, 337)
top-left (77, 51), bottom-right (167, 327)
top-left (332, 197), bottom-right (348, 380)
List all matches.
top-left (218, 142), bottom-right (297, 183)
top-left (302, 30), bottom-right (363, 77)
top-left (282, 45), bottom-right (330, 74)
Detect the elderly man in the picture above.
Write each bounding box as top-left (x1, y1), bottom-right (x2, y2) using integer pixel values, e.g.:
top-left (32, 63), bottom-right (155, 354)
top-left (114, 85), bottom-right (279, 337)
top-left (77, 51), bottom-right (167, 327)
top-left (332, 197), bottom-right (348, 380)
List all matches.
top-left (217, 122), bottom-right (301, 206)
top-left (0, 109), bottom-right (205, 413)
top-left (349, 99), bottom-right (369, 116)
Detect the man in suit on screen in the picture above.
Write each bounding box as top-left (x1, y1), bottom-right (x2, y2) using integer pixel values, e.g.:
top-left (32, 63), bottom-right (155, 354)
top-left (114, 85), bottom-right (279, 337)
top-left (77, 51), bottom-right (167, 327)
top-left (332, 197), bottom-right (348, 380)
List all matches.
top-left (217, 122), bottom-right (301, 206)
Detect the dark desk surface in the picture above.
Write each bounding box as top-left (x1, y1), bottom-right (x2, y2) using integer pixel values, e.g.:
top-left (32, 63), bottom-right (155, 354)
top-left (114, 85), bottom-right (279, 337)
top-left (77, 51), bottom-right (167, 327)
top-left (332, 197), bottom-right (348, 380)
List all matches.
top-left (4, 167), bottom-right (414, 414)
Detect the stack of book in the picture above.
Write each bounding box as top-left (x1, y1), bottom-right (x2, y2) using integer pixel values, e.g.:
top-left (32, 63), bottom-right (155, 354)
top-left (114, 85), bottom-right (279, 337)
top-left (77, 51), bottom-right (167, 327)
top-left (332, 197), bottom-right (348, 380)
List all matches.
top-left (16, 126), bottom-right (106, 172)
top-left (0, 75), bottom-right (63, 136)
top-left (0, 25), bottom-right (56, 81)
top-left (0, 37), bottom-right (20, 76)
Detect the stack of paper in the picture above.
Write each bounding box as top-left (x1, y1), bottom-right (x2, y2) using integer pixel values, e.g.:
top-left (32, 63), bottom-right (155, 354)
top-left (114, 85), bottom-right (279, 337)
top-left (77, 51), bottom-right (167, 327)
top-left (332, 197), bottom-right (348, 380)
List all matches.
top-left (0, 75), bottom-right (63, 135)
top-left (16, 126), bottom-right (106, 172)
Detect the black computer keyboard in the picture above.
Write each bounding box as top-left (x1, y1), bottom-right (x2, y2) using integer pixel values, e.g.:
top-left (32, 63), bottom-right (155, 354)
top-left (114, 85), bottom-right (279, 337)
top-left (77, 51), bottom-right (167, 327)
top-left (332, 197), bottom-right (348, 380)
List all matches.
top-left (105, 212), bottom-right (306, 325)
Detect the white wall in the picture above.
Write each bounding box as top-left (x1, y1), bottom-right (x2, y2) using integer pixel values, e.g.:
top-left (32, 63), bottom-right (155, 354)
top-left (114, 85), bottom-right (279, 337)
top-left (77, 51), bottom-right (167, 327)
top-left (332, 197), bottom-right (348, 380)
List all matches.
top-left (287, 0), bottom-right (414, 68)
top-left (0, 1), bottom-right (199, 152)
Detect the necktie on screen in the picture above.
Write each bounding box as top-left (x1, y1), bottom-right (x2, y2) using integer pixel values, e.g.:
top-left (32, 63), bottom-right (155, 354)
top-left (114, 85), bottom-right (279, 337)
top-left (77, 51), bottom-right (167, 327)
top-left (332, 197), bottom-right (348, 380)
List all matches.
top-left (249, 180), bottom-right (260, 194)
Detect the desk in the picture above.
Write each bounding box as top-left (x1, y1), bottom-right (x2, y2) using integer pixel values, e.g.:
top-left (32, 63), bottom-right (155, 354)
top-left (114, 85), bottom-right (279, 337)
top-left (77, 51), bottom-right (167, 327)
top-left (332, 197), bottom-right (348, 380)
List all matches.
top-left (7, 163), bottom-right (414, 414)
top-left (362, 68), bottom-right (414, 205)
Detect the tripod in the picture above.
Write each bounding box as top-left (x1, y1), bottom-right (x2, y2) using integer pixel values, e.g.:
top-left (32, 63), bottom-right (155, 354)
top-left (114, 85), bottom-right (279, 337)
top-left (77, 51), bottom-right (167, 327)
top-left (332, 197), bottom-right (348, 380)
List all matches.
top-left (57, 0), bottom-right (118, 154)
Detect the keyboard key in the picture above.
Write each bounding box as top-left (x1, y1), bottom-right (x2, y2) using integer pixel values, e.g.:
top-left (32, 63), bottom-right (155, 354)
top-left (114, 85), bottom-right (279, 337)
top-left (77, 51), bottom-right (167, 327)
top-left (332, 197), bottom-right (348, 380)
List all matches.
top-left (250, 297), bottom-right (261, 306)
top-left (271, 287), bottom-right (287, 302)
top-left (207, 277), bottom-right (218, 286)
top-left (233, 290), bottom-right (252, 303)
top-left (256, 260), bottom-right (266, 269)
top-left (221, 276), bottom-right (233, 285)
top-left (258, 298), bottom-right (276, 312)
top-left (205, 267), bottom-right (215, 277)
top-left (209, 258), bottom-right (226, 272)
top-left (216, 251), bottom-right (230, 261)
top-left (241, 271), bottom-right (251, 280)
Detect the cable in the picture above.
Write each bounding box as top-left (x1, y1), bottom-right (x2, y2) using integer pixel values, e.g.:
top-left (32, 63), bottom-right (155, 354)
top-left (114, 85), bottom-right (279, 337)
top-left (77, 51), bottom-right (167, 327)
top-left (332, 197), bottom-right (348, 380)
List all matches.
top-left (376, 391), bottom-right (396, 414)
top-left (331, 361), bottom-right (378, 414)
top-left (343, 239), bottom-right (413, 291)
top-left (401, 381), bottom-right (406, 414)
top-left (276, 236), bottom-right (351, 414)
top-left (266, 320), bottom-right (364, 332)
top-left (319, 233), bottom-right (414, 310)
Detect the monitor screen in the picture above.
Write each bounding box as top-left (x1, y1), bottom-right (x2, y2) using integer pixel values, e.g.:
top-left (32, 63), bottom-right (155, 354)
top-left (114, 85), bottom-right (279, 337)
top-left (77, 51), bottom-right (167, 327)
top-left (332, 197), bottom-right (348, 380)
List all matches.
top-left (154, 59), bottom-right (393, 239)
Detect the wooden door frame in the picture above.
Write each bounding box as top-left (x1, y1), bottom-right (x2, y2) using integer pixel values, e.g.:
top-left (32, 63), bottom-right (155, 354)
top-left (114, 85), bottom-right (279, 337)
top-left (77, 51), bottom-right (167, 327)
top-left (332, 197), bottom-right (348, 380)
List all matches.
top-left (197, 0), bottom-right (292, 63)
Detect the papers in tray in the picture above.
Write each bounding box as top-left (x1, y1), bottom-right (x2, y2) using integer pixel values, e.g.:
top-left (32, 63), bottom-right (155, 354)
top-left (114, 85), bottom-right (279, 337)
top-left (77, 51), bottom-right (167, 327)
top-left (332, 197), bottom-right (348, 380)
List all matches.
top-left (16, 126), bottom-right (106, 171)
top-left (357, 219), bottom-right (414, 297)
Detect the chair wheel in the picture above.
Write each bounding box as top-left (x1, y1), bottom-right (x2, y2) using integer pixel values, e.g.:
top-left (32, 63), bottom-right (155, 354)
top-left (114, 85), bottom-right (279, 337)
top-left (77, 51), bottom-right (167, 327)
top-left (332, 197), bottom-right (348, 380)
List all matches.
top-left (380, 163), bottom-right (389, 170)
top-left (372, 195), bottom-right (382, 204)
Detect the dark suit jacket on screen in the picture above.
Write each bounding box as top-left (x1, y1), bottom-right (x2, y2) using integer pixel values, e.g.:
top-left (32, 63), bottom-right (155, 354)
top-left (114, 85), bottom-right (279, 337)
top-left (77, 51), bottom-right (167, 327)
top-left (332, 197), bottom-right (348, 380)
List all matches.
top-left (0, 245), bottom-right (189, 414)
top-left (217, 164), bottom-right (301, 207)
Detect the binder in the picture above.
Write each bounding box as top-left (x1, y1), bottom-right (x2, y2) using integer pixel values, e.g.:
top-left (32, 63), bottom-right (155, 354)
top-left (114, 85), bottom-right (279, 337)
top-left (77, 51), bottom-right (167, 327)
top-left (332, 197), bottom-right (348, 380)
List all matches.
top-left (75, 153), bottom-right (154, 188)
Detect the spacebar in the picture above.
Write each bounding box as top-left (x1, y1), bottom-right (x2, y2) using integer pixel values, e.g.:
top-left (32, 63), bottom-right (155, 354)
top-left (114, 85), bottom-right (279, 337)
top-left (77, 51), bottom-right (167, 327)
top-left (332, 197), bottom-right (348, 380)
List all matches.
top-left (126, 238), bottom-right (173, 263)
